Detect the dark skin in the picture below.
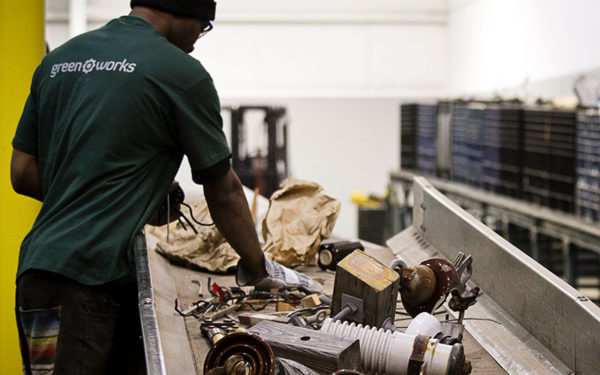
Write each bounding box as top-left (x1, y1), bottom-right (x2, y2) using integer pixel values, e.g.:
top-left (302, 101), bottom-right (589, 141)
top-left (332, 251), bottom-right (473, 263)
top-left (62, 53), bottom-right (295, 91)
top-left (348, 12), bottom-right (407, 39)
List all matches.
top-left (11, 6), bottom-right (267, 281)
top-left (203, 169), bottom-right (267, 279)
top-left (10, 149), bottom-right (43, 201)
top-left (130, 6), bottom-right (205, 53)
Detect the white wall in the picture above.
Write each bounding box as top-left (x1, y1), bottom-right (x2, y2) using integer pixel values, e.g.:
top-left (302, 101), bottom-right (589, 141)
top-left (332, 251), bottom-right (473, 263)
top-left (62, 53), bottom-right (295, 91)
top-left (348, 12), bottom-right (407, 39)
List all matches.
top-left (194, 23), bottom-right (446, 98)
top-left (447, 0), bottom-right (600, 98)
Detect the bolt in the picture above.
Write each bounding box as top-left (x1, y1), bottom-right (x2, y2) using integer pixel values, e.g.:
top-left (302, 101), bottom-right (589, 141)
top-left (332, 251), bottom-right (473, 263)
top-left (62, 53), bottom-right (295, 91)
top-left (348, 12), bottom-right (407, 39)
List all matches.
top-left (143, 298), bottom-right (152, 305)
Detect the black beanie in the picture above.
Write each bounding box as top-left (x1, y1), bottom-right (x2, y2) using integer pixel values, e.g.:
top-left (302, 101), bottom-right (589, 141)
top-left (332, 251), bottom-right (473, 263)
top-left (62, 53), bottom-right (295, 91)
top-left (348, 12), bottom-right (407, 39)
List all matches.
top-left (131, 0), bottom-right (216, 21)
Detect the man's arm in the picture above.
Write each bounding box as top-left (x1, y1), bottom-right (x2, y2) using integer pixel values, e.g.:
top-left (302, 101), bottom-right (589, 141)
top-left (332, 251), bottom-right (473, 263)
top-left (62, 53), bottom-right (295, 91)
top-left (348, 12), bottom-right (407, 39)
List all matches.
top-left (203, 167), bottom-right (266, 281)
top-left (11, 148), bottom-right (43, 202)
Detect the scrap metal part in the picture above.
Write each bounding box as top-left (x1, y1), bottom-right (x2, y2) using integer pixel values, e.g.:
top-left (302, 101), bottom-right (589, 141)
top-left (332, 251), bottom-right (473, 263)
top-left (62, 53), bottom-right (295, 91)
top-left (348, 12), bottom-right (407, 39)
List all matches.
top-left (203, 332), bottom-right (275, 375)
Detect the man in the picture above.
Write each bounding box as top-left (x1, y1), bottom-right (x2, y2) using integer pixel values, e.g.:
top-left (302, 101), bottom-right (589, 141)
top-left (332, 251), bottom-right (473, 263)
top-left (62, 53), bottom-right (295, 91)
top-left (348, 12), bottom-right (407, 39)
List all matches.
top-left (11, 1), bottom-right (321, 373)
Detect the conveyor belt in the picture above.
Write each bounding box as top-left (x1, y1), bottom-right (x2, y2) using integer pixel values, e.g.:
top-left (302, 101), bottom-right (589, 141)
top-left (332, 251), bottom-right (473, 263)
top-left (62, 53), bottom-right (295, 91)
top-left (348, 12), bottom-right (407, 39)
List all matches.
top-left (139, 232), bottom-right (505, 374)
top-left (135, 176), bottom-right (600, 374)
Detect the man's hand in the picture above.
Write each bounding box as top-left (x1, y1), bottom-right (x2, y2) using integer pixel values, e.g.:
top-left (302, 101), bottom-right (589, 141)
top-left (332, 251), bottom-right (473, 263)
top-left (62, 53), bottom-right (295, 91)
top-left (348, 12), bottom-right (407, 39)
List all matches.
top-left (203, 167), bottom-right (267, 281)
top-left (11, 148), bottom-right (43, 202)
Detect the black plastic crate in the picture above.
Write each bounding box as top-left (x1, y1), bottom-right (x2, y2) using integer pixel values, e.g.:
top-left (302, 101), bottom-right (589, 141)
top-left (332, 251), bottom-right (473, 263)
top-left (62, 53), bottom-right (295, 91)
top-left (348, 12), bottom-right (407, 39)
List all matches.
top-left (401, 103), bottom-right (438, 174)
top-left (451, 103), bottom-right (485, 188)
top-left (575, 111), bottom-right (600, 221)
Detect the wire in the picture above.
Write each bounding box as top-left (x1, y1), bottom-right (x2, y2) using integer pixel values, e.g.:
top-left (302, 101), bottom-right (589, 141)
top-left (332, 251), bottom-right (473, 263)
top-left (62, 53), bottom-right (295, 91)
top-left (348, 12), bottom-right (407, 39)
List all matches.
top-left (286, 305), bottom-right (330, 318)
top-left (174, 298), bottom-right (210, 317)
top-left (236, 300), bottom-right (279, 312)
top-left (177, 212), bottom-right (198, 234)
top-left (177, 217), bottom-right (187, 231)
top-left (443, 317), bottom-right (502, 325)
top-left (181, 202), bottom-right (214, 226)
top-left (395, 307), bottom-right (447, 316)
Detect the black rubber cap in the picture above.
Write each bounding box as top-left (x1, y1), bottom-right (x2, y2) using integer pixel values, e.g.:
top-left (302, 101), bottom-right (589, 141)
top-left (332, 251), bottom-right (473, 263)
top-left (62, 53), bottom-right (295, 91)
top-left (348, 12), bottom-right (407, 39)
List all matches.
top-left (447, 343), bottom-right (469, 375)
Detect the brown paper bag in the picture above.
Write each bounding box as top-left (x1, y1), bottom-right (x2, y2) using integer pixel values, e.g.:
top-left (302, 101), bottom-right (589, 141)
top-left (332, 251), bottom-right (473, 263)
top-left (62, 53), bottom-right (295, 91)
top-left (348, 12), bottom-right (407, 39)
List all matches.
top-left (148, 199), bottom-right (240, 273)
top-left (262, 178), bottom-right (341, 267)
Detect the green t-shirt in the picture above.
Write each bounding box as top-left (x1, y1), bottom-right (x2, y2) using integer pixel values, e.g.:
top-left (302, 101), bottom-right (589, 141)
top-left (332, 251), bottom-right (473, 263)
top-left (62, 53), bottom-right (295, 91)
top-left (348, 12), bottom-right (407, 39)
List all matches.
top-left (12, 16), bottom-right (231, 285)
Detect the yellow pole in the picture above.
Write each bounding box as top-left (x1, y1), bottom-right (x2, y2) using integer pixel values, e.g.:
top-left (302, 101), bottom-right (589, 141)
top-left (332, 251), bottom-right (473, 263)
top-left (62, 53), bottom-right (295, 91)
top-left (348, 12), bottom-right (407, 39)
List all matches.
top-left (0, 1), bottom-right (44, 373)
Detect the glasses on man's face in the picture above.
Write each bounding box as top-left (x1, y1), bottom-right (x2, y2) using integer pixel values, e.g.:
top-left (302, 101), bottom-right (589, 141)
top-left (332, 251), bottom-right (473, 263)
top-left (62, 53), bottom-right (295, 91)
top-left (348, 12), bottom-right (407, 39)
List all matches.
top-left (199, 21), bottom-right (213, 38)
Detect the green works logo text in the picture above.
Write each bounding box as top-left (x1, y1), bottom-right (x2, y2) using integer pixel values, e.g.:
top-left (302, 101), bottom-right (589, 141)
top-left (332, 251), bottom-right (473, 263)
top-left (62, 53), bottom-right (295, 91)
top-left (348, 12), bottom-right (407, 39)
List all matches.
top-left (50, 58), bottom-right (137, 78)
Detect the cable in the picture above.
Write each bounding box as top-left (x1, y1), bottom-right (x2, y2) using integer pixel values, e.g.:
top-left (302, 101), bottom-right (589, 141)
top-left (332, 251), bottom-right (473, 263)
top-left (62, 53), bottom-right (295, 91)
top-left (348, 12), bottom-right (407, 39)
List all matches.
top-left (175, 208), bottom-right (199, 234)
top-left (286, 305), bottom-right (329, 318)
top-left (181, 202), bottom-right (214, 226)
top-left (236, 300), bottom-right (279, 312)
top-left (174, 298), bottom-right (210, 317)
top-left (442, 317), bottom-right (502, 325)
top-left (395, 307), bottom-right (448, 316)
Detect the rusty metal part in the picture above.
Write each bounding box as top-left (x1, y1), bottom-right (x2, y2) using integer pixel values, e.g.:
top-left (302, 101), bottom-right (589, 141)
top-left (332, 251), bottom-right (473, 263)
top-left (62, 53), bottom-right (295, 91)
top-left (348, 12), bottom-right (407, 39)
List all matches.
top-left (388, 258), bottom-right (408, 274)
top-left (206, 327), bottom-right (227, 345)
top-left (203, 332), bottom-right (275, 375)
top-left (448, 253), bottom-right (481, 321)
top-left (462, 360), bottom-right (473, 375)
top-left (399, 265), bottom-right (437, 305)
top-left (206, 355), bottom-right (250, 375)
top-left (401, 258), bottom-right (460, 317)
top-left (406, 335), bottom-right (430, 375)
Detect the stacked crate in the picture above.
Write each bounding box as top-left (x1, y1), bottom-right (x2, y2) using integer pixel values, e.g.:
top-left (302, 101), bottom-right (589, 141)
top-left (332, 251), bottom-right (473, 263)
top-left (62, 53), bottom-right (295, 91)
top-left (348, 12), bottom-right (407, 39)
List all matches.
top-left (451, 103), bottom-right (485, 188)
top-left (400, 103), bottom-right (438, 176)
top-left (415, 104), bottom-right (438, 176)
top-left (575, 111), bottom-right (600, 221)
top-left (400, 104), bottom-right (417, 171)
top-left (522, 108), bottom-right (576, 212)
top-left (482, 105), bottom-right (523, 198)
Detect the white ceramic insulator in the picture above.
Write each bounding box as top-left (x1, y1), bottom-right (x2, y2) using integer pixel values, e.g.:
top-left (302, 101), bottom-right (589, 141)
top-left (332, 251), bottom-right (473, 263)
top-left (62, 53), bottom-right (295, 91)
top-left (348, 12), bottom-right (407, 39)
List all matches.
top-left (406, 312), bottom-right (442, 338)
top-left (320, 318), bottom-right (453, 375)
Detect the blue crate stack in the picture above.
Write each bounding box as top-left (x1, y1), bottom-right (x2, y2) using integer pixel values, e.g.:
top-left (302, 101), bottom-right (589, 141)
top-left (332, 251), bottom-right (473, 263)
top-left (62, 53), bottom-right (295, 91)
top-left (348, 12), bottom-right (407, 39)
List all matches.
top-left (483, 105), bottom-right (523, 198)
top-left (575, 111), bottom-right (600, 222)
top-left (401, 103), bottom-right (438, 176)
top-left (403, 100), bottom-right (598, 221)
top-left (452, 103), bottom-right (485, 188)
top-left (415, 104), bottom-right (438, 176)
top-left (522, 108), bottom-right (576, 212)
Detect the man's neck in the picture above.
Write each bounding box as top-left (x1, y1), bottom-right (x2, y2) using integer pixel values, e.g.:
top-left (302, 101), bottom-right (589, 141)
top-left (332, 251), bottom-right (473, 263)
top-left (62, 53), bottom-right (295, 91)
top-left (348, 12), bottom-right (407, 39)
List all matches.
top-left (129, 6), bottom-right (171, 37)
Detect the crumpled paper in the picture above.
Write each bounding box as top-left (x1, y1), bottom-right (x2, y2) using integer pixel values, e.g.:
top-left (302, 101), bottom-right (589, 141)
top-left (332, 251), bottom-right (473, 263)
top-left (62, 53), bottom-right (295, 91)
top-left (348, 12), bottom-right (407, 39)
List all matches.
top-left (262, 178), bottom-right (341, 267)
top-left (147, 198), bottom-right (240, 273)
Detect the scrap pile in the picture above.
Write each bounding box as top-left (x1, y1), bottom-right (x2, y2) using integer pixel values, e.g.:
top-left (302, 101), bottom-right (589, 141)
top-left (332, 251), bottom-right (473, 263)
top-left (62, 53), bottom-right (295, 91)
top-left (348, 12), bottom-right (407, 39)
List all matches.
top-left (175, 242), bottom-right (480, 375)
top-left (152, 180), bottom-right (481, 374)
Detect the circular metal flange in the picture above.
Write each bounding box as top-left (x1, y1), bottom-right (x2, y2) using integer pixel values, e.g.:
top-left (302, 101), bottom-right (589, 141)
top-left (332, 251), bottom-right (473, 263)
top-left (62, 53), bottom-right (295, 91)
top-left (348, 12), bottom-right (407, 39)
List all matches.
top-left (203, 332), bottom-right (275, 375)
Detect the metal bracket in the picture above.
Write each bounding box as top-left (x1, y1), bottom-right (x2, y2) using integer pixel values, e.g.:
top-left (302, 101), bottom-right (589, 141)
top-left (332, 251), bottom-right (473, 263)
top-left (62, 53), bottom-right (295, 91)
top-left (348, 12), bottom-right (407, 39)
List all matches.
top-left (340, 294), bottom-right (364, 323)
top-left (449, 252), bottom-right (481, 320)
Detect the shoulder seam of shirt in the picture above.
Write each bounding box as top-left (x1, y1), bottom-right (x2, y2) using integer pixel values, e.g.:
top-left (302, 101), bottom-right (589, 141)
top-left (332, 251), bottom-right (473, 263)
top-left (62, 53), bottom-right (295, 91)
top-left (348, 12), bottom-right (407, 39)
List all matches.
top-left (180, 76), bottom-right (213, 97)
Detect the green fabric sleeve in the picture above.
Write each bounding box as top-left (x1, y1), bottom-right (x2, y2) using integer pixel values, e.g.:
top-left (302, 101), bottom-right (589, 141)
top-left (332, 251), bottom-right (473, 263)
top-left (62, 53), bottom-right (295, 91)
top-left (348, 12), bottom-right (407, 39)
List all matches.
top-left (172, 77), bottom-right (231, 171)
top-left (12, 66), bottom-right (41, 156)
